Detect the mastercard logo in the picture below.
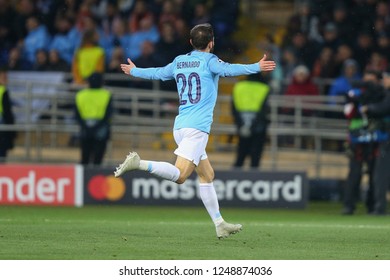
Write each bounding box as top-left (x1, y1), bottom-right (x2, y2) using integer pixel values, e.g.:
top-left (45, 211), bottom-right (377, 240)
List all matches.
top-left (88, 175), bottom-right (126, 201)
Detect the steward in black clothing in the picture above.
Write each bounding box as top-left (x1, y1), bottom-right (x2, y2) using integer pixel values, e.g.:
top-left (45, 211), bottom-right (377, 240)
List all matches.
top-left (0, 67), bottom-right (16, 162)
top-left (231, 73), bottom-right (270, 168)
top-left (75, 73), bottom-right (112, 165)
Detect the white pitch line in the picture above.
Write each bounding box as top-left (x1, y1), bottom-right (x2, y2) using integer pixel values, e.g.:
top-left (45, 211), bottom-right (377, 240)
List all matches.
top-left (1, 219), bottom-right (387, 230)
top-left (154, 221), bottom-right (390, 230)
top-left (248, 222), bottom-right (390, 230)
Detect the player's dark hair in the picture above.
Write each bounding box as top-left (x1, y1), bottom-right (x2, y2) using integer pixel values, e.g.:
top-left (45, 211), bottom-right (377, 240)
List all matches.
top-left (190, 23), bottom-right (214, 50)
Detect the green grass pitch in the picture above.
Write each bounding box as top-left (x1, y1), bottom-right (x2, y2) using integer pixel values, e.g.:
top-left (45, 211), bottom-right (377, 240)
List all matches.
top-left (0, 202), bottom-right (389, 260)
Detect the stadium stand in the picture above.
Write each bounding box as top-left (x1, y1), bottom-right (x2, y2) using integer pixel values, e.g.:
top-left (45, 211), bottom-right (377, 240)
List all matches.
top-left (2, 0), bottom-right (389, 182)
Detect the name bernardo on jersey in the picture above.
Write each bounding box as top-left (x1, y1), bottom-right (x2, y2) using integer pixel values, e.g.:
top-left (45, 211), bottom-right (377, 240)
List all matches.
top-left (176, 61), bottom-right (200, 69)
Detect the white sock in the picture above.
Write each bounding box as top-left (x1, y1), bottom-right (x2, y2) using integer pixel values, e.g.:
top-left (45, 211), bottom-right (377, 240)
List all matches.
top-left (139, 160), bottom-right (180, 182)
top-left (199, 182), bottom-right (224, 226)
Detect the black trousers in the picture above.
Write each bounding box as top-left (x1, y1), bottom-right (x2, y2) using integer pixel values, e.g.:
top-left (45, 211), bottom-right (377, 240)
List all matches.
top-left (80, 136), bottom-right (108, 165)
top-left (373, 140), bottom-right (390, 214)
top-left (0, 148), bottom-right (6, 162)
top-left (234, 130), bottom-right (267, 168)
top-left (343, 143), bottom-right (377, 213)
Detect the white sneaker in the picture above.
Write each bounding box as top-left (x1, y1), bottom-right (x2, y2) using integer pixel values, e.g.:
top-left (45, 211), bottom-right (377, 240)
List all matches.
top-left (216, 221), bottom-right (242, 239)
top-left (114, 152), bottom-right (140, 177)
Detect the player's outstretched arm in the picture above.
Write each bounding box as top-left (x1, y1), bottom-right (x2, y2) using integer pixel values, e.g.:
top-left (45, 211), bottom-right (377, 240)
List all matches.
top-left (259, 54), bottom-right (276, 72)
top-left (120, 58), bottom-right (136, 75)
top-left (120, 57), bottom-right (174, 81)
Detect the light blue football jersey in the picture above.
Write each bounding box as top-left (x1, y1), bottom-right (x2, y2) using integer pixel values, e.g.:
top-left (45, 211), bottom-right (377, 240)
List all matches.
top-left (131, 50), bottom-right (260, 133)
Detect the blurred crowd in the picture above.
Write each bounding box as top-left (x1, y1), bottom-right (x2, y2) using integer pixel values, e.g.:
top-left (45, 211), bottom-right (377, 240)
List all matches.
top-left (2, 0), bottom-right (390, 96)
top-left (0, 0), bottom-right (239, 75)
top-left (267, 0), bottom-right (390, 96)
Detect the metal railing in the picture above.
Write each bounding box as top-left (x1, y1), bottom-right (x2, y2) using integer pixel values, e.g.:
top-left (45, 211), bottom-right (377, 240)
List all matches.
top-left (1, 72), bottom-right (349, 178)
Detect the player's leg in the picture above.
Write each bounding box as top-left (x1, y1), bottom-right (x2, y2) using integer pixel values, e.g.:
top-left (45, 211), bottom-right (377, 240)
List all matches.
top-left (114, 128), bottom-right (197, 182)
top-left (114, 151), bottom-right (183, 181)
top-left (196, 158), bottom-right (242, 239)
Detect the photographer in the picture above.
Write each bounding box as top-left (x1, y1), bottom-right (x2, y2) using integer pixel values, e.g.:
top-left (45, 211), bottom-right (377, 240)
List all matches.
top-left (360, 72), bottom-right (390, 215)
top-left (342, 70), bottom-right (385, 215)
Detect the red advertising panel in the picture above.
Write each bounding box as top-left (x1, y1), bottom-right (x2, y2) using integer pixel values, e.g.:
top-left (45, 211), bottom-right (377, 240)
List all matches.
top-left (0, 165), bottom-right (79, 206)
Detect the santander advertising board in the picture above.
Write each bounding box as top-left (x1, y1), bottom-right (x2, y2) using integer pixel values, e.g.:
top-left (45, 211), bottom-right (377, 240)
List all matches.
top-left (0, 165), bottom-right (80, 206)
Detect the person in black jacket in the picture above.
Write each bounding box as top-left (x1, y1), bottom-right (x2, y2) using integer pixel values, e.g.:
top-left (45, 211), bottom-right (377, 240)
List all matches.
top-left (341, 70), bottom-right (382, 215)
top-left (0, 66), bottom-right (16, 162)
top-left (360, 72), bottom-right (390, 215)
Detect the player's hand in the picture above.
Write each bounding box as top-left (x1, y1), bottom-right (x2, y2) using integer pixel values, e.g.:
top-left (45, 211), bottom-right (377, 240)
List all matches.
top-left (259, 54), bottom-right (276, 72)
top-left (120, 58), bottom-right (136, 75)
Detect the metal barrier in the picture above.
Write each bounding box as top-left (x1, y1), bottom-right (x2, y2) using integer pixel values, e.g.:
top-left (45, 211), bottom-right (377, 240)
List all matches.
top-left (1, 72), bottom-right (349, 178)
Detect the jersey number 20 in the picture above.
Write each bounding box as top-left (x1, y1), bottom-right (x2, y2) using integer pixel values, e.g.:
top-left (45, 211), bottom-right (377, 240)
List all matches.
top-left (176, 72), bottom-right (201, 105)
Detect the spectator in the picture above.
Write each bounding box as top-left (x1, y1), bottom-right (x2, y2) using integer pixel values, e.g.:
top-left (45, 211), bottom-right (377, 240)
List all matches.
top-left (96, 2), bottom-right (123, 64)
top-left (312, 46), bottom-right (337, 79)
top-left (13, 0), bottom-right (36, 42)
top-left (328, 59), bottom-right (360, 100)
top-left (350, 0), bottom-right (377, 33)
top-left (282, 64), bottom-right (319, 148)
top-left (0, 0), bottom-right (18, 66)
top-left (128, 0), bottom-right (155, 33)
top-left (376, 34), bottom-right (390, 61)
top-left (155, 22), bottom-right (184, 65)
top-left (107, 46), bottom-right (125, 74)
top-left (155, 22), bottom-right (187, 92)
top-left (321, 22), bottom-right (341, 52)
top-left (283, 65), bottom-right (319, 115)
top-left (375, 0), bottom-right (390, 26)
top-left (90, 0), bottom-right (110, 21)
top-left (0, 66), bottom-right (16, 162)
top-left (101, 1), bottom-right (122, 33)
top-left (47, 49), bottom-right (70, 72)
top-left (109, 17), bottom-right (132, 56)
top-left (232, 73), bottom-right (270, 169)
top-left (118, 0), bottom-right (135, 17)
top-left (372, 17), bottom-right (388, 41)
top-left (331, 2), bottom-right (355, 46)
top-left (35, 0), bottom-right (57, 34)
top-left (284, 0), bottom-right (322, 44)
top-left (126, 16), bottom-right (160, 60)
top-left (334, 43), bottom-right (354, 76)
top-left (209, 0), bottom-right (239, 52)
top-left (7, 47), bottom-right (30, 71)
top-left (173, 18), bottom-right (191, 49)
top-left (328, 58), bottom-right (360, 122)
top-left (353, 31), bottom-right (374, 71)
top-left (280, 47), bottom-right (298, 85)
top-left (75, 72), bottom-right (112, 165)
top-left (72, 29), bottom-right (105, 85)
top-left (158, 0), bottom-right (181, 29)
top-left (55, 0), bottom-right (80, 26)
top-left (32, 49), bottom-right (49, 71)
top-left (365, 50), bottom-right (388, 73)
top-left (285, 31), bottom-right (320, 70)
top-left (75, 1), bottom-right (93, 33)
top-left (132, 41), bottom-right (161, 90)
top-left (50, 14), bottom-right (78, 66)
top-left (284, 65), bottom-right (319, 98)
top-left (191, 2), bottom-right (210, 26)
top-left (22, 14), bottom-right (51, 66)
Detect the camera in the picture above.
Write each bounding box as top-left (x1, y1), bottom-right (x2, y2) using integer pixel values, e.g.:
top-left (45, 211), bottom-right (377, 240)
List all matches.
top-left (347, 81), bottom-right (385, 105)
